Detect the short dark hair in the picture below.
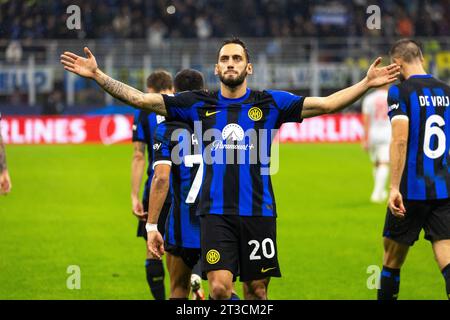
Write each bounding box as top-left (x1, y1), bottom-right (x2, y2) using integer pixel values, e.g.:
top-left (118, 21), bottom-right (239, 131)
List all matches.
top-left (146, 70), bottom-right (173, 92)
top-left (389, 39), bottom-right (423, 62)
top-left (217, 37), bottom-right (250, 63)
top-left (174, 69), bottom-right (204, 92)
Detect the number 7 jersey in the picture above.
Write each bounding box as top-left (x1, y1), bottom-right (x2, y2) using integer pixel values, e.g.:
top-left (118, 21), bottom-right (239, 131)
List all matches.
top-left (387, 74), bottom-right (450, 200)
top-left (152, 121), bottom-right (201, 249)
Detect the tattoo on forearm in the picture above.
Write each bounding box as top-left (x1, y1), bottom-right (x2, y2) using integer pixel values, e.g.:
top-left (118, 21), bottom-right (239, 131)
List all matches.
top-left (102, 76), bottom-right (145, 107)
top-left (0, 134), bottom-right (7, 173)
top-left (98, 74), bottom-right (167, 115)
top-left (134, 142), bottom-right (146, 154)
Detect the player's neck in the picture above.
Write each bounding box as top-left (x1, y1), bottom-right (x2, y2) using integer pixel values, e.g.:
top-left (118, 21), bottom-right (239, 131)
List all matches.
top-left (220, 81), bottom-right (248, 99)
top-left (403, 64), bottom-right (427, 80)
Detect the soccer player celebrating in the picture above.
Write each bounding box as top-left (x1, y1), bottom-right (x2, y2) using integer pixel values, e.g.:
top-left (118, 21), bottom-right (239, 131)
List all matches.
top-left (379, 39), bottom-right (450, 300)
top-left (0, 115), bottom-right (12, 195)
top-left (361, 84), bottom-right (391, 203)
top-left (131, 70), bottom-right (173, 300)
top-left (61, 39), bottom-right (399, 299)
top-left (146, 69), bottom-right (206, 300)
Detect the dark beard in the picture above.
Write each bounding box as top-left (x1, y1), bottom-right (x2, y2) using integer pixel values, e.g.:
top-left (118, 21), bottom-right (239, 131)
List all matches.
top-left (219, 70), bottom-right (247, 88)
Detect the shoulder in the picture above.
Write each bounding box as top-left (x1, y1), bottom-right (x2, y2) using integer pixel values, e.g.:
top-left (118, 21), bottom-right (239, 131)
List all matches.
top-left (156, 121), bottom-right (191, 137)
top-left (262, 90), bottom-right (303, 109)
top-left (431, 77), bottom-right (450, 91)
top-left (388, 84), bottom-right (402, 98)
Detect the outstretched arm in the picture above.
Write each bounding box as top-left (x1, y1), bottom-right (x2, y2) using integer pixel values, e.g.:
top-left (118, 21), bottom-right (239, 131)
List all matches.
top-left (61, 47), bottom-right (167, 116)
top-left (301, 58), bottom-right (400, 118)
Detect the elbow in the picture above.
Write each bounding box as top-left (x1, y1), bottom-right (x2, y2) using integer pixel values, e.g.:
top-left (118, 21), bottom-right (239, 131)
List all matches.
top-left (152, 173), bottom-right (169, 190)
top-left (320, 99), bottom-right (334, 114)
top-left (132, 152), bottom-right (145, 163)
top-left (392, 138), bottom-right (408, 148)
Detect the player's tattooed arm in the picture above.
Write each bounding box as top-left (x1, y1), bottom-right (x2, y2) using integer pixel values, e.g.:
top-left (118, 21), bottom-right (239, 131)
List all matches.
top-left (95, 70), bottom-right (168, 116)
top-left (60, 47), bottom-right (167, 116)
top-left (302, 58), bottom-right (400, 118)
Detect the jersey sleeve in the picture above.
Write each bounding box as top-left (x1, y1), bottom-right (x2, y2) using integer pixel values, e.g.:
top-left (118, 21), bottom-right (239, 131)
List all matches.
top-left (162, 91), bottom-right (198, 122)
top-left (387, 85), bottom-right (408, 121)
top-left (132, 110), bottom-right (147, 143)
top-left (152, 123), bottom-right (172, 169)
top-left (267, 90), bottom-right (304, 123)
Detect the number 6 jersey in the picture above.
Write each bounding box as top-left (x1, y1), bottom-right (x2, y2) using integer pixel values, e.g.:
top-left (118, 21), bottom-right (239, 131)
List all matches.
top-left (387, 74), bottom-right (450, 200)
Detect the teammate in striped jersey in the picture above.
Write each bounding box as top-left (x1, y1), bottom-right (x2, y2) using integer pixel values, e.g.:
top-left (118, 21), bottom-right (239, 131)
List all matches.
top-left (131, 70), bottom-right (173, 300)
top-left (146, 69), bottom-right (205, 299)
top-left (61, 39), bottom-right (400, 299)
top-left (379, 39), bottom-right (450, 300)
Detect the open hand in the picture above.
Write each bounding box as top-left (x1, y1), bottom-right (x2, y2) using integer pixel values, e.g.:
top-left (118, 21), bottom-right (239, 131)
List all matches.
top-left (60, 47), bottom-right (98, 79)
top-left (366, 57), bottom-right (400, 88)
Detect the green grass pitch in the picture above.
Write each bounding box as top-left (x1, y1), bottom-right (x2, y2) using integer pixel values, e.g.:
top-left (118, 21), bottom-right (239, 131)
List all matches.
top-left (0, 143), bottom-right (446, 299)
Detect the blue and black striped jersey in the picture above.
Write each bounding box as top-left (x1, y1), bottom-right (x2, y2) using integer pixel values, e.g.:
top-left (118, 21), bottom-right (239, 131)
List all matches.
top-left (162, 88), bottom-right (304, 217)
top-left (387, 74), bottom-right (450, 200)
top-left (132, 110), bottom-right (170, 202)
top-left (153, 121), bottom-right (200, 249)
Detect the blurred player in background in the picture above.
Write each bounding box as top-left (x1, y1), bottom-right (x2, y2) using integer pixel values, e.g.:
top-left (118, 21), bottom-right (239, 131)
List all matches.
top-left (0, 115), bottom-right (12, 195)
top-left (131, 70), bottom-right (173, 300)
top-left (146, 69), bottom-right (206, 300)
top-left (361, 84), bottom-right (391, 203)
top-left (379, 39), bottom-right (450, 300)
top-left (61, 39), bottom-right (399, 300)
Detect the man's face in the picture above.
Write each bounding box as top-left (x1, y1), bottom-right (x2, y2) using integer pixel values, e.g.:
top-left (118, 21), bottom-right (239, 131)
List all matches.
top-left (215, 43), bottom-right (252, 88)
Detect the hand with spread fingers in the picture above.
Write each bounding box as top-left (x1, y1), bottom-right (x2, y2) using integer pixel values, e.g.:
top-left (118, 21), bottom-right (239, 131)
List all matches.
top-left (366, 57), bottom-right (401, 88)
top-left (60, 47), bottom-right (98, 79)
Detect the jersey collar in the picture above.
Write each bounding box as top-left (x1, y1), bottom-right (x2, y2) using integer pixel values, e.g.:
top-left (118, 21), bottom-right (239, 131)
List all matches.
top-left (409, 74), bottom-right (432, 79)
top-left (218, 88), bottom-right (251, 103)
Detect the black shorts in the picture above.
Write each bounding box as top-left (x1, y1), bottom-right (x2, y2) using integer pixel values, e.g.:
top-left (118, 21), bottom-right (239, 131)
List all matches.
top-left (165, 242), bottom-right (201, 270)
top-left (200, 214), bottom-right (281, 282)
top-left (137, 201), bottom-right (171, 240)
top-left (383, 198), bottom-right (450, 246)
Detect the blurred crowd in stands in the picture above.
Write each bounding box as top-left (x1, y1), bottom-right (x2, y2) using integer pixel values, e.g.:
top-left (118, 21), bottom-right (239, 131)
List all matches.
top-left (1, 0), bottom-right (449, 113)
top-left (1, 0), bottom-right (449, 43)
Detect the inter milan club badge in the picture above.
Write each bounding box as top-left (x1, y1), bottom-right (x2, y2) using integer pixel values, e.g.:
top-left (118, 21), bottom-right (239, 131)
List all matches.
top-left (248, 107), bottom-right (263, 121)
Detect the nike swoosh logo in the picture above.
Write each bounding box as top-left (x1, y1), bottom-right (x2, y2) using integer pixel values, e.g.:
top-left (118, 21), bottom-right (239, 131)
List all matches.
top-left (205, 110), bottom-right (221, 117)
top-left (261, 267), bottom-right (277, 273)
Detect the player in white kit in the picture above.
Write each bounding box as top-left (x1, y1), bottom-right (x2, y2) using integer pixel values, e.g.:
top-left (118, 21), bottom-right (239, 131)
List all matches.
top-left (362, 84), bottom-right (391, 203)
